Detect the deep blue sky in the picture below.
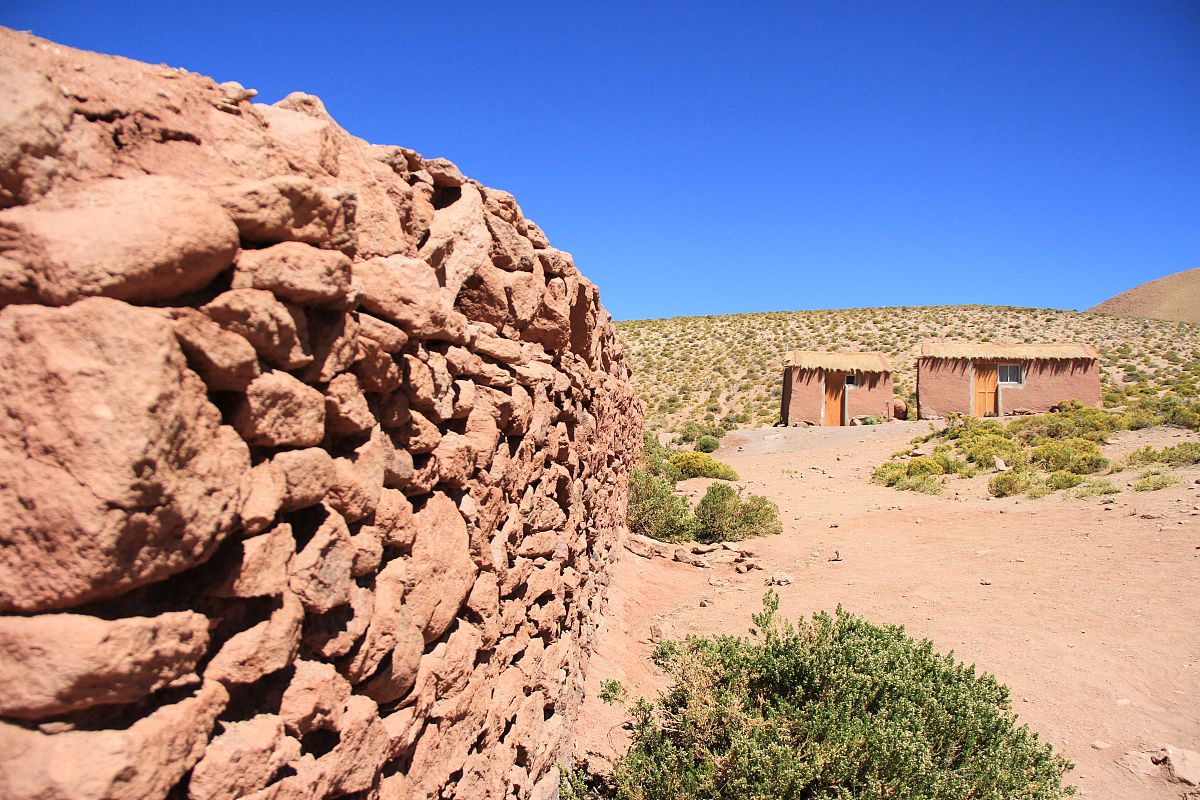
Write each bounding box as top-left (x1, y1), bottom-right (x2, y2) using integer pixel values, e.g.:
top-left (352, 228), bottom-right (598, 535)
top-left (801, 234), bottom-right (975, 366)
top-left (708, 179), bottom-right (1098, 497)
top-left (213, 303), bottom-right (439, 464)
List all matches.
top-left (5, 2), bottom-right (1198, 320)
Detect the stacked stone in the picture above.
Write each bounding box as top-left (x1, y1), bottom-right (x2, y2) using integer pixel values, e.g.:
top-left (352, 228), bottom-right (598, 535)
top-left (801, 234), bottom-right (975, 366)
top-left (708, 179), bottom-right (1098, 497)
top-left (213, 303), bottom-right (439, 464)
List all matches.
top-left (0, 29), bottom-right (641, 800)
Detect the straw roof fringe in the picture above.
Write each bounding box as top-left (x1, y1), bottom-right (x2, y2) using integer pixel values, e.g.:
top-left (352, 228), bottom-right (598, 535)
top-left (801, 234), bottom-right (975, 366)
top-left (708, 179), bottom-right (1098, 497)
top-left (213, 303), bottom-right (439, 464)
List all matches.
top-left (919, 342), bottom-right (1098, 360)
top-left (788, 351), bottom-right (891, 372)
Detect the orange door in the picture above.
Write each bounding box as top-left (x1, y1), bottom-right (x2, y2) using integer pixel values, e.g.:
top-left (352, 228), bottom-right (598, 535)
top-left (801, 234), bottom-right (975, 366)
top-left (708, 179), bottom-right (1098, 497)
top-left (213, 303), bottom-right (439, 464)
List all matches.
top-left (824, 371), bottom-right (846, 426)
top-left (974, 364), bottom-right (998, 416)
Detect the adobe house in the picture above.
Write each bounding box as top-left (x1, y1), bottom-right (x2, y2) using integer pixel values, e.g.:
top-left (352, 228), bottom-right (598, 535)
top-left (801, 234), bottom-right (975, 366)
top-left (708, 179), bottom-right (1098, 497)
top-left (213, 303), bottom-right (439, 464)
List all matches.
top-left (780, 351), bottom-right (894, 426)
top-left (916, 342), bottom-right (1102, 418)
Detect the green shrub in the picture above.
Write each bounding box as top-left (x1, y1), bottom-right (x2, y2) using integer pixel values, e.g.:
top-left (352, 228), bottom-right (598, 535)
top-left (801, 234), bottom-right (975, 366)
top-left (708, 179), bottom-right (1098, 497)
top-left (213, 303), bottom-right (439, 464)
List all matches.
top-left (640, 432), bottom-right (681, 482)
top-left (1030, 438), bottom-right (1109, 475)
top-left (694, 435), bottom-right (719, 453)
top-left (1067, 478), bottom-right (1120, 499)
top-left (895, 473), bottom-right (944, 494)
top-left (1045, 470), bottom-right (1084, 490)
top-left (872, 461), bottom-right (909, 487)
top-left (989, 470), bottom-right (1032, 497)
top-left (627, 468), bottom-right (695, 542)
top-left (905, 456), bottom-right (946, 477)
top-left (669, 452), bottom-right (739, 481)
top-left (1133, 469), bottom-right (1178, 492)
top-left (693, 483), bottom-right (783, 543)
top-left (607, 594), bottom-right (1074, 800)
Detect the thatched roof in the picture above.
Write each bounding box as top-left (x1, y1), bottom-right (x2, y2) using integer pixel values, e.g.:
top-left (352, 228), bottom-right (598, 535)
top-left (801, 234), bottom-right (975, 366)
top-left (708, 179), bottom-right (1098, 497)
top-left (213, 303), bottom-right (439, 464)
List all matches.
top-left (788, 351), bottom-right (891, 372)
top-left (919, 342), bottom-right (1099, 360)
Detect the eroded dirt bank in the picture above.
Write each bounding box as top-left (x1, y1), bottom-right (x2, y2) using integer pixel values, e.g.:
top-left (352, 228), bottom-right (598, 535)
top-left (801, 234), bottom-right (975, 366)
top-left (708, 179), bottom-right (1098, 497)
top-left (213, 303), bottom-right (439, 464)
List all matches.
top-left (579, 422), bottom-right (1200, 800)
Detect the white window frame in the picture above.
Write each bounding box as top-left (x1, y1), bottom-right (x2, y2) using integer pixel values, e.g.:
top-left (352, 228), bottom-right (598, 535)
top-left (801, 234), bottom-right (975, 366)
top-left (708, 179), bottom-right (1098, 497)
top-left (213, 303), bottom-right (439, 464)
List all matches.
top-left (998, 364), bottom-right (1023, 385)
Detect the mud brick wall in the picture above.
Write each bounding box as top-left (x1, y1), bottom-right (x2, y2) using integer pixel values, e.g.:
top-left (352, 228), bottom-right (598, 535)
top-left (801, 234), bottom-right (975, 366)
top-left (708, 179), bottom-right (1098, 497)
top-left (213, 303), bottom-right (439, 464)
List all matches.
top-left (0, 29), bottom-right (641, 800)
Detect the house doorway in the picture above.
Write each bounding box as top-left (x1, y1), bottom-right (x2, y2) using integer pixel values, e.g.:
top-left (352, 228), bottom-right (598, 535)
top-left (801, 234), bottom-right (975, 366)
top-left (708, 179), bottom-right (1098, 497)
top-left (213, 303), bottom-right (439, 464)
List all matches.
top-left (974, 363), bottom-right (998, 416)
top-left (824, 370), bottom-right (846, 426)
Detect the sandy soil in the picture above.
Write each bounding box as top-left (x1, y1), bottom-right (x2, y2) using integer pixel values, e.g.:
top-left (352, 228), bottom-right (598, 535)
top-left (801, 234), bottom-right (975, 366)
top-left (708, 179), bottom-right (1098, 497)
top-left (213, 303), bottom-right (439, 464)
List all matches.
top-left (577, 422), bottom-right (1200, 799)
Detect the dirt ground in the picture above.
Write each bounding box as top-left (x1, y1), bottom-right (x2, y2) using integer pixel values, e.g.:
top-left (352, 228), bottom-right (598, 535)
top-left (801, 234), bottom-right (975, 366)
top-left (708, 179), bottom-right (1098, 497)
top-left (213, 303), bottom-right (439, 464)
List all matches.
top-left (577, 422), bottom-right (1200, 799)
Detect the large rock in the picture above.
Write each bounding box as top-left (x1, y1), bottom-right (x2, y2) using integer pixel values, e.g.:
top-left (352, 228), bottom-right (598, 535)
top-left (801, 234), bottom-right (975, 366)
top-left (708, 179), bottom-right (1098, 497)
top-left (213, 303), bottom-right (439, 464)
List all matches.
top-left (0, 680), bottom-right (228, 800)
top-left (232, 242), bottom-right (353, 308)
top-left (203, 289), bottom-right (312, 370)
top-left (0, 611), bottom-right (209, 719)
top-left (205, 592), bottom-right (303, 685)
top-left (188, 714), bottom-right (301, 800)
top-left (232, 371), bottom-right (326, 447)
top-left (405, 492), bottom-right (478, 643)
top-left (354, 254), bottom-right (468, 342)
top-left (0, 176), bottom-right (239, 306)
top-left (0, 299), bottom-right (249, 612)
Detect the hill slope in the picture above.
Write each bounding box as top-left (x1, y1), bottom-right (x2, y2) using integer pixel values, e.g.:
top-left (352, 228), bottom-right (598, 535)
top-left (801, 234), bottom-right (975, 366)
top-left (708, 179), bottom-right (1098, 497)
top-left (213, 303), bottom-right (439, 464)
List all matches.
top-left (615, 306), bottom-right (1200, 431)
top-left (1089, 268), bottom-right (1200, 323)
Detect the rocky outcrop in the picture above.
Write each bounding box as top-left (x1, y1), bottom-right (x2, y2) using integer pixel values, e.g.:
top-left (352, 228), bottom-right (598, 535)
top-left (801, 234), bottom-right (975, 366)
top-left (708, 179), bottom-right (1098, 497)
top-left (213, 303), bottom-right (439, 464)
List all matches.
top-left (0, 29), bottom-right (641, 800)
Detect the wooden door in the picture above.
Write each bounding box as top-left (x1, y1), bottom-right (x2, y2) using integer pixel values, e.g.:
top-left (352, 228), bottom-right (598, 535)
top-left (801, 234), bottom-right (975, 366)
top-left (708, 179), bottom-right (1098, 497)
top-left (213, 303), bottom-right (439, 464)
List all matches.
top-left (824, 371), bottom-right (846, 426)
top-left (974, 364), bottom-right (998, 416)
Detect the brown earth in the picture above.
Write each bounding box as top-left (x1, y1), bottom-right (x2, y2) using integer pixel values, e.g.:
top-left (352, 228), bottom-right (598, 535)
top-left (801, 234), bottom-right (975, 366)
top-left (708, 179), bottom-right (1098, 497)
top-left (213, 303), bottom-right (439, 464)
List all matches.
top-left (1091, 268), bottom-right (1200, 325)
top-left (578, 422), bottom-right (1200, 799)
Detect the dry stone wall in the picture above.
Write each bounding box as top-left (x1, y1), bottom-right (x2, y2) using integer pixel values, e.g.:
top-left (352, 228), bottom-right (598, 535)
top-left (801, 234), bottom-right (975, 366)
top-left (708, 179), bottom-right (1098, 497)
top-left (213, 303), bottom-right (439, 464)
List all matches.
top-left (0, 29), bottom-right (642, 800)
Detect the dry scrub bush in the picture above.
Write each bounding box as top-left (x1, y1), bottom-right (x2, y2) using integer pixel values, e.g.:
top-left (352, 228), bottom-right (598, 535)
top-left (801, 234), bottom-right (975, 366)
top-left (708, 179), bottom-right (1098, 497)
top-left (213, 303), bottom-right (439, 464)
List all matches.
top-left (571, 593), bottom-right (1074, 800)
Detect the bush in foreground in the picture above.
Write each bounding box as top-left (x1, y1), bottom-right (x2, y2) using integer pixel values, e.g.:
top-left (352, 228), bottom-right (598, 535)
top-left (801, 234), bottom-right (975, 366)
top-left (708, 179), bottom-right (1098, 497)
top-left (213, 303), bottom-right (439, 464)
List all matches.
top-left (582, 594), bottom-right (1074, 800)
top-left (628, 468), bottom-right (694, 542)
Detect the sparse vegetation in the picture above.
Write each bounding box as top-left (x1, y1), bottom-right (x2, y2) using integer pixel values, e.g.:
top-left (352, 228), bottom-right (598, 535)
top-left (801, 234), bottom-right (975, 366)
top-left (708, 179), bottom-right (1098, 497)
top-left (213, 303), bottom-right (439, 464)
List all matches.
top-left (877, 402), bottom-right (1200, 498)
top-left (628, 434), bottom-right (780, 543)
top-left (1133, 468), bottom-right (1178, 492)
top-left (616, 307), bottom-right (1200, 433)
top-left (572, 593), bottom-right (1074, 800)
top-left (694, 435), bottom-right (719, 453)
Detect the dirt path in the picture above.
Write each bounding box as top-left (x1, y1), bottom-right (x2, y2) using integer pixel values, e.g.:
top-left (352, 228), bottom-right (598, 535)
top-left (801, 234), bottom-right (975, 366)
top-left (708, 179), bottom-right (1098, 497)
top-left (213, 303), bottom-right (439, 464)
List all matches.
top-left (577, 422), bottom-right (1200, 799)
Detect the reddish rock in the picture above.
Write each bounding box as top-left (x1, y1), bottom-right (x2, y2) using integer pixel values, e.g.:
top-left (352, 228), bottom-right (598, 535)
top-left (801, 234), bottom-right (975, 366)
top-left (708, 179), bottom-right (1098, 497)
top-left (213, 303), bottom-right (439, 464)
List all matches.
top-left (279, 659), bottom-right (351, 736)
top-left (357, 311), bottom-right (409, 352)
top-left (233, 371), bottom-right (326, 447)
top-left (325, 428), bottom-right (388, 521)
top-left (354, 254), bottom-right (468, 342)
top-left (232, 242), bottom-right (353, 308)
top-left (0, 52), bottom-right (72, 207)
top-left (217, 176), bottom-right (353, 249)
top-left (300, 309), bottom-right (359, 384)
top-left (351, 335), bottom-right (404, 393)
top-left (203, 289), bottom-right (312, 371)
top-left (0, 176), bottom-right (238, 306)
top-left (288, 505), bottom-right (354, 613)
top-left (206, 523), bottom-right (295, 599)
top-left (271, 448), bottom-right (334, 511)
top-left (374, 488), bottom-right (417, 548)
top-left (300, 582), bottom-right (374, 660)
top-left (239, 461), bottom-right (285, 535)
top-left (349, 527), bottom-right (383, 577)
top-left (170, 308), bottom-right (261, 391)
top-left (324, 372), bottom-right (374, 438)
top-left (188, 714), bottom-right (301, 800)
top-left (406, 492), bottom-right (478, 643)
top-left (0, 298), bottom-right (249, 612)
top-left (419, 183), bottom-right (492, 299)
top-left (0, 680), bottom-right (228, 800)
top-left (0, 611), bottom-right (209, 719)
top-left (346, 559), bottom-right (419, 685)
top-left (206, 592), bottom-right (303, 685)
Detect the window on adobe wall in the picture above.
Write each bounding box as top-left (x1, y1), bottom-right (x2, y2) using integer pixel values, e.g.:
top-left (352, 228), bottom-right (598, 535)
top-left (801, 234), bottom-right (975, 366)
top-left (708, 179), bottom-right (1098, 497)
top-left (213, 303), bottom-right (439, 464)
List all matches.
top-left (998, 364), bottom-right (1023, 384)
top-left (845, 373), bottom-right (858, 388)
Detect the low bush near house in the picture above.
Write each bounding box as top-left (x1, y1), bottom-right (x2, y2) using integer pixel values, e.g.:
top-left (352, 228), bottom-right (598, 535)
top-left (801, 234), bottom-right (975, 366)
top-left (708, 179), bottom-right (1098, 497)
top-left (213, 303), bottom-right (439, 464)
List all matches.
top-left (1030, 438), bottom-right (1109, 475)
top-left (693, 483), bottom-right (782, 543)
top-left (581, 594), bottom-right (1074, 800)
top-left (668, 452), bottom-right (739, 481)
top-left (694, 435), bottom-right (719, 453)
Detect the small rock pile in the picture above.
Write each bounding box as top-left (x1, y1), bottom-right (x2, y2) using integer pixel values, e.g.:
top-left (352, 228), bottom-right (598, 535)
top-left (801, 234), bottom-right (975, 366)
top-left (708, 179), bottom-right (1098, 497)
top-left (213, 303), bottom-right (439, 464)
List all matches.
top-left (0, 29), bottom-right (641, 800)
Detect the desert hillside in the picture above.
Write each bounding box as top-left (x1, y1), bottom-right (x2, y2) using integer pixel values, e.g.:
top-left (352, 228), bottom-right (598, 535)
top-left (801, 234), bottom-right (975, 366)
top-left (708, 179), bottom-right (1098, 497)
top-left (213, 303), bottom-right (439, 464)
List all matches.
top-left (615, 305), bottom-right (1200, 431)
top-left (1089, 267), bottom-right (1200, 324)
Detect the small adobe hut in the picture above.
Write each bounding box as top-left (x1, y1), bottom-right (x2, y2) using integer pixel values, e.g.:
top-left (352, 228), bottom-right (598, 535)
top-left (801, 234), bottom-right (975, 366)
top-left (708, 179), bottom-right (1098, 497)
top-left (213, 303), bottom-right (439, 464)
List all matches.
top-left (780, 351), bottom-right (893, 426)
top-left (916, 342), bottom-right (1101, 419)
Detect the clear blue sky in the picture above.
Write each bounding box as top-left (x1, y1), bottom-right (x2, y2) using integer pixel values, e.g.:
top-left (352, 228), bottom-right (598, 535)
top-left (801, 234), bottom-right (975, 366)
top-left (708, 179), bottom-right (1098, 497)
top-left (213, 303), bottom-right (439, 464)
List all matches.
top-left (5, 1), bottom-right (1198, 320)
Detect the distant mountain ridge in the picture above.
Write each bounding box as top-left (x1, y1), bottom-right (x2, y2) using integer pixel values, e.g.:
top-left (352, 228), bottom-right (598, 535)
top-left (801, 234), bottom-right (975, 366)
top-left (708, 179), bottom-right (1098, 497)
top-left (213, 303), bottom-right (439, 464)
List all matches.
top-left (1090, 268), bottom-right (1200, 324)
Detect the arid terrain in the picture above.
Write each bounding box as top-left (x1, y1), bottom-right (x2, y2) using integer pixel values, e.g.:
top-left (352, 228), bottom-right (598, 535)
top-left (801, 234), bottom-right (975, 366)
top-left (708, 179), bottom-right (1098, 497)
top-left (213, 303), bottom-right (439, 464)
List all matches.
top-left (615, 306), bottom-right (1200, 432)
top-left (1090, 267), bottom-right (1200, 325)
top-left (578, 422), bottom-right (1200, 799)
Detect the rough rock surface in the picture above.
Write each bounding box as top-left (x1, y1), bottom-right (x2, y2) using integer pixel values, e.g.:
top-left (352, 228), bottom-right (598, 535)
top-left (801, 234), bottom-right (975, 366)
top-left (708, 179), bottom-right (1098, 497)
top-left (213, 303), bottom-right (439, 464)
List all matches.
top-left (0, 29), bottom-right (641, 800)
